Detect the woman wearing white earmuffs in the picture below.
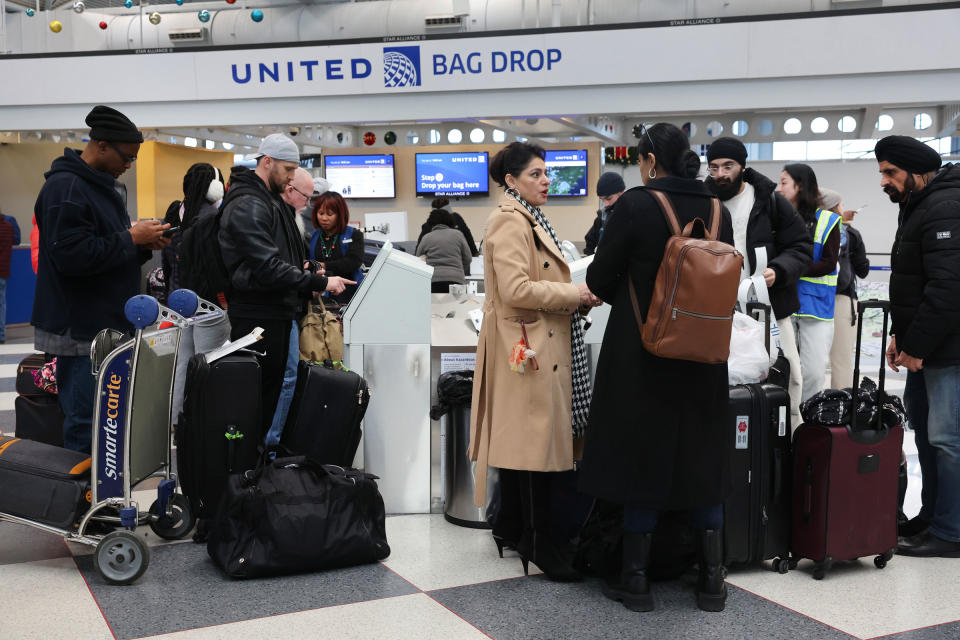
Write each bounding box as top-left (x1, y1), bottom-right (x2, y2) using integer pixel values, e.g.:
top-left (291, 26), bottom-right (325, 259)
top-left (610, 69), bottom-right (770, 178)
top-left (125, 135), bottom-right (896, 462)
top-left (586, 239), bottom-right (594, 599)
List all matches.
top-left (164, 162), bottom-right (231, 429)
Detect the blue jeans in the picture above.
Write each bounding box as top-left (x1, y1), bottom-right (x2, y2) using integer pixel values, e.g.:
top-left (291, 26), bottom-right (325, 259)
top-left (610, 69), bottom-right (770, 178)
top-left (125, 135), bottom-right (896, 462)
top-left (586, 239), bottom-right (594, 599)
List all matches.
top-left (58, 355), bottom-right (96, 453)
top-left (264, 321), bottom-right (299, 447)
top-left (0, 277), bottom-right (7, 341)
top-left (624, 504), bottom-right (724, 534)
top-left (904, 366), bottom-right (960, 541)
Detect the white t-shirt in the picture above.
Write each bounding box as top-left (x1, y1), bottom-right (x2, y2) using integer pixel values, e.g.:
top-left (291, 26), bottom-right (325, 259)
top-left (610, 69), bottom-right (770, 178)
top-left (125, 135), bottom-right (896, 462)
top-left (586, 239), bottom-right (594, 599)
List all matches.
top-left (724, 181), bottom-right (756, 280)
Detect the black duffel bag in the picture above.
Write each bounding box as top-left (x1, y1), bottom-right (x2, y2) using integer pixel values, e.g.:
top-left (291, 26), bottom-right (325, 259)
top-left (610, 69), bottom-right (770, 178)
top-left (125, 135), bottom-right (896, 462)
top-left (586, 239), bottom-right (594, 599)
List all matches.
top-left (207, 450), bottom-right (390, 578)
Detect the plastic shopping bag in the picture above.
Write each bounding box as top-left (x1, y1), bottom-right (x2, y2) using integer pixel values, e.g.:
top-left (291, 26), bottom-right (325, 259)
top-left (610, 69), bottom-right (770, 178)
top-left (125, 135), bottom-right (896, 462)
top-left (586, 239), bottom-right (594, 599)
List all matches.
top-left (728, 311), bottom-right (770, 385)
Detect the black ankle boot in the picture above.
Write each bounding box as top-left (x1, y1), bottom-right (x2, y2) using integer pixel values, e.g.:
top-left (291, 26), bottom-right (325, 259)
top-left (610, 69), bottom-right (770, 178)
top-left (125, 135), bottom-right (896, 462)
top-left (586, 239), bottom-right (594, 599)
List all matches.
top-left (603, 532), bottom-right (654, 611)
top-left (516, 471), bottom-right (581, 582)
top-left (696, 529), bottom-right (727, 612)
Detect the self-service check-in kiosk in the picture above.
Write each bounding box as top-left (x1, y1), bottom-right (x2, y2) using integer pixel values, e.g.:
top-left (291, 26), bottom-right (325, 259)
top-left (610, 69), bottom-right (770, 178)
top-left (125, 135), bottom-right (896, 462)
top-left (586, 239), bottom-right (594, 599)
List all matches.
top-left (342, 242), bottom-right (434, 514)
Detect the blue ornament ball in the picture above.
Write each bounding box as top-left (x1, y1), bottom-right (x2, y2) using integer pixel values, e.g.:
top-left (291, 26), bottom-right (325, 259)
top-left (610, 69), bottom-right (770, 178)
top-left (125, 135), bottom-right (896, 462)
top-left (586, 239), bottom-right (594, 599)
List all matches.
top-left (251, 9), bottom-right (263, 22)
top-left (26, 8), bottom-right (35, 15)
top-left (123, 0), bottom-right (132, 8)
top-left (175, 0), bottom-right (183, 4)
top-left (198, 9), bottom-right (210, 22)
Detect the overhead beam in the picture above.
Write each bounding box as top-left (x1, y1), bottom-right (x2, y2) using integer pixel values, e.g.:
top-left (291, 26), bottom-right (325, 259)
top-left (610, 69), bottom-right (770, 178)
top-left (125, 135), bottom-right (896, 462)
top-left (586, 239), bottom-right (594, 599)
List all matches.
top-left (551, 116), bottom-right (624, 144)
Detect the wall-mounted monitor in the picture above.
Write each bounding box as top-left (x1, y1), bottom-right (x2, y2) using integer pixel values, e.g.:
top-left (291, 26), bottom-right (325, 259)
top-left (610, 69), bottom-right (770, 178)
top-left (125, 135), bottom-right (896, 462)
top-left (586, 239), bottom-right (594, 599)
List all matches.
top-left (545, 150), bottom-right (588, 197)
top-left (324, 154), bottom-right (396, 199)
top-left (415, 151), bottom-right (489, 197)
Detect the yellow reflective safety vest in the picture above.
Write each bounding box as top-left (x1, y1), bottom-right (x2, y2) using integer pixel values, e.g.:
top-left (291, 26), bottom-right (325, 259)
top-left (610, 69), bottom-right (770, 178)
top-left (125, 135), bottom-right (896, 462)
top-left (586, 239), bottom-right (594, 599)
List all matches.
top-left (795, 208), bottom-right (842, 321)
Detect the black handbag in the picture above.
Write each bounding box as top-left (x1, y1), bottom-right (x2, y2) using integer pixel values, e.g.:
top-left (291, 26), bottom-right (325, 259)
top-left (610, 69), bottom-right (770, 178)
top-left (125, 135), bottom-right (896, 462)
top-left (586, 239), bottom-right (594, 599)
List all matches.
top-left (207, 450), bottom-right (390, 579)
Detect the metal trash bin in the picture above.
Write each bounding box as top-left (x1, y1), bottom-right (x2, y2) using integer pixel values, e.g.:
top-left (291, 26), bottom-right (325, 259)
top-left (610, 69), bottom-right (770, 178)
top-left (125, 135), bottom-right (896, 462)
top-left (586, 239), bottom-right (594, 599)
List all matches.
top-left (433, 371), bottom-right (497, 528)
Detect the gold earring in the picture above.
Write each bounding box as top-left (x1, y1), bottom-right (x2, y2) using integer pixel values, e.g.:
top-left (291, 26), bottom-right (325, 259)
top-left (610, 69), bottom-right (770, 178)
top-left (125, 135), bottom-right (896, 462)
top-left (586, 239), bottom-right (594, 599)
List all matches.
top-left (648, 167), bottom-right (657, 180)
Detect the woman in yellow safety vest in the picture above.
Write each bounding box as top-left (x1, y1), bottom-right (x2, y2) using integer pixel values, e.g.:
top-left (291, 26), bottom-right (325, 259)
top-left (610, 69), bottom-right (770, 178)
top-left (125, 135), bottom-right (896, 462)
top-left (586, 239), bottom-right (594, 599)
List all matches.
top-left (777, 163), bottom-right (843, 411)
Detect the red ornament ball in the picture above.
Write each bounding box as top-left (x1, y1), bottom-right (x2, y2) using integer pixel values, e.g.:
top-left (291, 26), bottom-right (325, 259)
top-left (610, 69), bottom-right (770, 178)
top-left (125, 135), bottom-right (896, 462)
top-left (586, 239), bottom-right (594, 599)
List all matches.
top-left (99, 20), bottom-right (108, 29)
top-left (225, 0), bottom-right (237, 4)
top-left (363, 131), bottom-right (376, 146)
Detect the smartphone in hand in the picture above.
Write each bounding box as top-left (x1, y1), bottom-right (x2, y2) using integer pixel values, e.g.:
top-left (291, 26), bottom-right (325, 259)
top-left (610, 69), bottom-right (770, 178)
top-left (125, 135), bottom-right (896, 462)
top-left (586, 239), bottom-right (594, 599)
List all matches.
top-left (162, 226), bottom-right (180, 238)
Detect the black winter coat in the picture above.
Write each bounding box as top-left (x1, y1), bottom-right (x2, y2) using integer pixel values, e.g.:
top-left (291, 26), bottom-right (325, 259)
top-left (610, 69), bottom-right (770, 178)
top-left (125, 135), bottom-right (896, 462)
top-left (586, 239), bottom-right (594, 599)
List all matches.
top-left (890, 163), bottom-right (960, 366)
top-left (32, 148), bottom-right (150, 341)
top-left (583, 207), bottom-right (608, 256)
top-left (738, 169), bottom-right (814, 320)
top-left (417, 211), bottom-right (478, 257)
top-left (579, 178), bottom-right (735, 509)
top-left (219, 166), bottom-right (327, 320)
top-left (836, 225), bottom-right (870, 298)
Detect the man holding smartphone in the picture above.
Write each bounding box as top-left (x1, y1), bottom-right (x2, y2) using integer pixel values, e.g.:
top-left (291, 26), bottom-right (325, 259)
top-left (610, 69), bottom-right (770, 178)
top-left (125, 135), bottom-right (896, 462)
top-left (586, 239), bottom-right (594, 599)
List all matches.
top-left (32, 105), bottom-right (170, 453)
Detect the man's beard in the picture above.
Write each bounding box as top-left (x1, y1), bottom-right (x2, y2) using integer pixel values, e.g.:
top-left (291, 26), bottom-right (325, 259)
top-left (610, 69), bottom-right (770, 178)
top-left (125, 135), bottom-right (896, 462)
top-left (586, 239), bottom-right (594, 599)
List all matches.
top-left (883, 174), bottom-right (915, 203)
top-left (706, 171), bottom-right (744, 201)
top-left (268, 168), bottom-right (287, 195)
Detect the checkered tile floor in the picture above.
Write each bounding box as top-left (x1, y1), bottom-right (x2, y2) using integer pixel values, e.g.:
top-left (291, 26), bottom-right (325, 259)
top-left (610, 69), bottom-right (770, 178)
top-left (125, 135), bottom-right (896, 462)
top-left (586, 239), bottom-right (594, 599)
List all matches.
top-left (1, 325), bottom-right (958, 640)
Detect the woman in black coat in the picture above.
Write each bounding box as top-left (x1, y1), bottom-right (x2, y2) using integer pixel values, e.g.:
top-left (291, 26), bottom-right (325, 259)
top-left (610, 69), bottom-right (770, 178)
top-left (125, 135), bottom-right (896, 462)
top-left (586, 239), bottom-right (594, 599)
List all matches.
top-left (580, 123), bottom-right (734, 614)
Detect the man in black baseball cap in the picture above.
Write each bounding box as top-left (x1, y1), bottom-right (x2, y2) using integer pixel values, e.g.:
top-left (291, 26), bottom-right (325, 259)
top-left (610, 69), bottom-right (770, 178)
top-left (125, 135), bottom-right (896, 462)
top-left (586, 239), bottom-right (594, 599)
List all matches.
top-left (32, 105), bottom-right (169, 452)
top-left (876, 135), bottom-right (960, 556)
top-left (584, 172), bottom-right (625, 255)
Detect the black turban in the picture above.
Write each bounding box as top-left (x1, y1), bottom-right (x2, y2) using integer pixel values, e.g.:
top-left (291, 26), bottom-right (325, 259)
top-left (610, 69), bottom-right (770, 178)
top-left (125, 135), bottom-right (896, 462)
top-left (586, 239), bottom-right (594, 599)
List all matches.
top-left (874, 135), bottom-right (941, 175)
top-left (85, 105), bottom-right (143, 143)
top-left (706, 137), bottom-right (747, 166)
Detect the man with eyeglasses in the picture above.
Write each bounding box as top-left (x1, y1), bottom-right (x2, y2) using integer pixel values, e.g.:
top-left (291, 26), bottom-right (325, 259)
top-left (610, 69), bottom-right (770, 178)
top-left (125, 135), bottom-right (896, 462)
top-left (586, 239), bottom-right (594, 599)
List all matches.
top-left (32, 105), bottom-right (170, 452)
top-left (705, 137), bottom-right (812, 427)
top-left (281, 168), bottom-right (317, 244)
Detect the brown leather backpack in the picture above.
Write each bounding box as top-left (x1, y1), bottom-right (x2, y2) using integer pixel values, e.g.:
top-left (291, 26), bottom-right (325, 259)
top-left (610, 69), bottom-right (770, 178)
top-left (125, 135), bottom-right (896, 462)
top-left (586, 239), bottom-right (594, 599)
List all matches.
top-left (629, 190), bottom-right (742, 364)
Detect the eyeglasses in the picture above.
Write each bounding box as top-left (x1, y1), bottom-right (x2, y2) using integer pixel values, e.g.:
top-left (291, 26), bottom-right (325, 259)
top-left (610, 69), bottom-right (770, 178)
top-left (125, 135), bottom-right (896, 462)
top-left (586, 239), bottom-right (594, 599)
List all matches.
top-left (708, 162), bottom-right (740, 175)
top-left (290, 185), bottom-right (312, 201)
top-left (638, 122), bottom-right (656, 155)
top-left (107, 141), bottom-right (137, 164)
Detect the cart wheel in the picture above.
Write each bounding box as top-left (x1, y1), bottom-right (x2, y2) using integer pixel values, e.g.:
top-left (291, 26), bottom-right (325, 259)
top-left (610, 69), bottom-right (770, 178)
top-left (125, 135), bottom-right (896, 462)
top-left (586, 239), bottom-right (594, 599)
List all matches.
top-left (788, 559), bottom-right (799, 570)
top-left (874, 555), bottom-right (888, 569)
top-left (775, 558), bottom-right (790, 574)
top-left (883, 550), bottom-right (895, 562)
top-left (148, 493), bottom-right (195, 540)
top-left (812, 566), bottom-right (825, 580)
top-left (95, 531), bottom-right (150, 585)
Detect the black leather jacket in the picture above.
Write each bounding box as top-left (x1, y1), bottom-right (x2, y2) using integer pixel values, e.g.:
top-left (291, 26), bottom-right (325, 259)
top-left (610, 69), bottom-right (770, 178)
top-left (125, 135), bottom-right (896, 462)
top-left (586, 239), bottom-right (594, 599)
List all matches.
top-left (219, 166), bottom-right (327, 319)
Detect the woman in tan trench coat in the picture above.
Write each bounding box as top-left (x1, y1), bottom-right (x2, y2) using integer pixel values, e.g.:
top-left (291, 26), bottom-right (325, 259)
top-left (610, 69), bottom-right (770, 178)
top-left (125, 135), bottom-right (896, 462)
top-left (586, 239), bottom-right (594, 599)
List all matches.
top-left (468, 142), bottom-right (599, 581)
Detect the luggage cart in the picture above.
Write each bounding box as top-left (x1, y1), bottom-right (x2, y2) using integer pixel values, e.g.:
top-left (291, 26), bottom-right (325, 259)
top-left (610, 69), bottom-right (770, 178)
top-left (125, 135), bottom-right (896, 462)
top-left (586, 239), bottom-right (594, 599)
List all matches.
top-left (0, 289), bottom-right (222, 585)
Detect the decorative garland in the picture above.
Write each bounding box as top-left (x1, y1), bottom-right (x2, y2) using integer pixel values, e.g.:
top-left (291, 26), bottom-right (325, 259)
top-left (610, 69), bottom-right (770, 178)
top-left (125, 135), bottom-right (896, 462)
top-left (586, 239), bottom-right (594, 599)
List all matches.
top-left (603, 123), bottom-right (648, 166)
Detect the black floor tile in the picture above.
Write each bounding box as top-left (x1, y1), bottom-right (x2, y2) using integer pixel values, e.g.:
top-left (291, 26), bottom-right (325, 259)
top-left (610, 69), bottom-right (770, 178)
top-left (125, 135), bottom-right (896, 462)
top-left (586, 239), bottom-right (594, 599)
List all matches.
top-left (75, 543), bottom-right (418, 640)
top-left (429, 575), bottom-right (856, 640)
top-left (870, 621), bottom-right (960, 640)
top-left (0, 521), bottom-right (72, 566)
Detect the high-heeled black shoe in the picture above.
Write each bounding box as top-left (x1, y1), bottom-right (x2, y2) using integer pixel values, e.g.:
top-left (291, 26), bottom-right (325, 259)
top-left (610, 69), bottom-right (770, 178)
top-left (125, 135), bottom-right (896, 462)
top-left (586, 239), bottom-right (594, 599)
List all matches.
top-left (517, 532), bottom-right (581, 582)
top-left (492, 534), bottom-right (517, 558)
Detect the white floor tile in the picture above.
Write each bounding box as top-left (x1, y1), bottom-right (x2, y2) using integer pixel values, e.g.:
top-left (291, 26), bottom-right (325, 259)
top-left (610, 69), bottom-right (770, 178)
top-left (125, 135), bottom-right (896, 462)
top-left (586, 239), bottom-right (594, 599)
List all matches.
top-left (0, 363), bottom-right (21, 378)
top-left (0, 556), bottom-right (113, 640)
top-left (0, 391), bottom-right (19, 411)
top-left (727, 555), bottom-right (960, 639)
top-left (137, 592), bottom-right (490, 640)
top-left (381, 514), bottom-right (537, 591)
top-left (0, 344), bottom-right (38, 356)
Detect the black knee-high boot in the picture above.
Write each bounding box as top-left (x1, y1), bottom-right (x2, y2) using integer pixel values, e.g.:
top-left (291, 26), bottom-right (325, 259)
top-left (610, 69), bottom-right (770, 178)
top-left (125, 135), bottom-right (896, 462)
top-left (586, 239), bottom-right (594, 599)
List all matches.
top-left (491, 468), bottom-right (522, 557)
top-left (602, 532), bottom-right (654, 611)
top-left (517, 471), bottom-right (581, 582)
top-left (696, 529), bottom-right (728, 612)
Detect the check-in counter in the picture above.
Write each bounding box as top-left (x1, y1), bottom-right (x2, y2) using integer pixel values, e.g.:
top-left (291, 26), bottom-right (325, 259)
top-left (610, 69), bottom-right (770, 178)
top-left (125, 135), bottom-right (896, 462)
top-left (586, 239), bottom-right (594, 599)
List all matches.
top-left (342, 242), bottom-right (433, 514)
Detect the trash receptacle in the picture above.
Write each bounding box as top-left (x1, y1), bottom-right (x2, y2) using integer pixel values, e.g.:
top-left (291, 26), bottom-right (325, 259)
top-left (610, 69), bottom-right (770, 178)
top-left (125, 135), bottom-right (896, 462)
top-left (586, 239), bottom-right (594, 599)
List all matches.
top-left (433, 370), bottom-right (497, 528)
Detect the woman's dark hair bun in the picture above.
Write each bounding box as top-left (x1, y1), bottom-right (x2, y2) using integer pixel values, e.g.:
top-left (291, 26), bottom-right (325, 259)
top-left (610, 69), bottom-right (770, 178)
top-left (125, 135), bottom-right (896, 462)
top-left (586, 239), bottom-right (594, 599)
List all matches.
top-left (679, 150), bottom-right (701, 179)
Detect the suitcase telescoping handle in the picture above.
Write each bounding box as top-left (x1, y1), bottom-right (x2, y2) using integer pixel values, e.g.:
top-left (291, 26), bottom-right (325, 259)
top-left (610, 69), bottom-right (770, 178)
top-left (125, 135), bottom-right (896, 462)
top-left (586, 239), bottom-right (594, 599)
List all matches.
top-left (745, 302), bottom-right (771, 353)
top-left (852, 299), bottom-right (891, 431)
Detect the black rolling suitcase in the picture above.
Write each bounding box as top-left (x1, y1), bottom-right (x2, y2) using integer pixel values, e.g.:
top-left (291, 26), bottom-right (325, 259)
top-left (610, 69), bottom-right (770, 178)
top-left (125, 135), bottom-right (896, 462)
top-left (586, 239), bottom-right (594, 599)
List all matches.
top-left (724, 303), bottom-right (792, 571)
top-left (281, 361), bottom-right (370, 467)
top-left (175, 351), bottom-right (262, 529)
top-left (14, 354), bottom-right (64, 447)
top-left (0, 436), bottom-right (91, 529)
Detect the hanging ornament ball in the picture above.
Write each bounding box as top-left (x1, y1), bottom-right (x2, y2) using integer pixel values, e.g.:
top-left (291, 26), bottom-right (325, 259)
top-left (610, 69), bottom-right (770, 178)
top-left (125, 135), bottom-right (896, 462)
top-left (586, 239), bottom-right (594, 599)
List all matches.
top-left (49, 20), bottom-right (63, 33)
top-left (363, 131), bottom-right (376, 146)
top-left (124, 0), bottom-right (133, 7)
top-left (225, 0), bottom-right (237, 4)
top-left (99, 20), bottom-right (108, 29)
top-left (73, 1), bottom-right (85, 14)
top-left (26, 8), bottom-right (35, 16)
top-left (148, 11), bottom-right (161, 24)
top-left (250, 9), bottom-right (263, 22)
top-left (384, 131), bottom-right (397, 145)
top-left (175, 0), bottom-right (183, 4)
top-left (198, 9), bottom-right (211, 22)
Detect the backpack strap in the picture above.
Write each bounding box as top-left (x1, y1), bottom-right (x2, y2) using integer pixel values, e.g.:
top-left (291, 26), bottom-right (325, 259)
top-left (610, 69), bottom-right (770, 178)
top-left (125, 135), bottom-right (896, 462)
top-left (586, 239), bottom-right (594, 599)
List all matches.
top-left (647, 189), bottom-right (721, 241)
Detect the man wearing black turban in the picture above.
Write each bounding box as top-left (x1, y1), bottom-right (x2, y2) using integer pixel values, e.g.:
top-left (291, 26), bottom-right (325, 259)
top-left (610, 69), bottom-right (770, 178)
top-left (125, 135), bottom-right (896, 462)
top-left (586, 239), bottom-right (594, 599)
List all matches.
top-left (32, 106), bottom-right (170, 453)
top-left (876, 135), bottom-right (960, 558)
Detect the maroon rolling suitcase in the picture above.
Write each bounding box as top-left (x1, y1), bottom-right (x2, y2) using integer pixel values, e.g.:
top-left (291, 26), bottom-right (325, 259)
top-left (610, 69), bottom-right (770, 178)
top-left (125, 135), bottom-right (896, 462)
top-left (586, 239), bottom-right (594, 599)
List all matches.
top-left (790, 299), bottom-right (902, 579)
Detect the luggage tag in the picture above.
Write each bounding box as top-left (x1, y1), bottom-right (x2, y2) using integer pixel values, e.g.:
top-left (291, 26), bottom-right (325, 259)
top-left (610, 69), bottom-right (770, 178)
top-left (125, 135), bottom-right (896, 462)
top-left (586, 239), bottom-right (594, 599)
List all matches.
top-left (509, 321), bottom-right (539, 373)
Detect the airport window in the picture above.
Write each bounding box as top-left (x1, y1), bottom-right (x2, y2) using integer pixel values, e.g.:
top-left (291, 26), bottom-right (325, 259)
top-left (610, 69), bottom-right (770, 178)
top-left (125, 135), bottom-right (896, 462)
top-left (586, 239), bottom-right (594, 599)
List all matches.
top-left (783, 118), bottom-right (802, 135)
top-left (810, 117), bottom-right (829, 134)
top-left (914, 113), bottom-right (932, 130)
top-left (447, 128), bottom-right (463, 144)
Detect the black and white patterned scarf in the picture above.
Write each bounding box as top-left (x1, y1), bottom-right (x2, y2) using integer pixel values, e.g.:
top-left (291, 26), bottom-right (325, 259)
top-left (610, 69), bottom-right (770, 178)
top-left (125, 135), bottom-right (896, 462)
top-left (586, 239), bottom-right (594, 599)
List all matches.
top-left (507, 189), bottom-right (591, 437)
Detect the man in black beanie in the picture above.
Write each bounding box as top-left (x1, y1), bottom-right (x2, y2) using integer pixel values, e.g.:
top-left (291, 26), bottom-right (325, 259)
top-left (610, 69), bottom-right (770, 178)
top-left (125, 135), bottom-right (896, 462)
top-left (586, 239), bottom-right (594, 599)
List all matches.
top-left (705, 137), bottom-right (813, 427)
top-left (876, 135), bottom-right (960, 557)
top-left (584, 171), bottom-right (625, 255)
top-left (32, 105), bottom-right (170, 453)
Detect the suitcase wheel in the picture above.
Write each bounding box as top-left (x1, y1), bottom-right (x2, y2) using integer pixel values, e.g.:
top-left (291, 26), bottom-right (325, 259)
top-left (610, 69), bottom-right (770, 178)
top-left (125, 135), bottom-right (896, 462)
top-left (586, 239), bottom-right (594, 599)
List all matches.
top-left (95, 530), bottom-right (150, 585)
top-left (148, 493), bottom-right (196, 541)
top-left (812, 566), bottom-right (825, 580)
top-left (773, 557), bottom-right (790, 574)
top-left (874, 550), bottom-right (894, 569)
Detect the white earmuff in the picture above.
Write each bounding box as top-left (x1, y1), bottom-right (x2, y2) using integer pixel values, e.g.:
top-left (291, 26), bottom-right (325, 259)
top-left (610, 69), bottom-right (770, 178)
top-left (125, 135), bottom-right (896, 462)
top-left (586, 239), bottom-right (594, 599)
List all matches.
top-left (206, 166), bottom-right (224, 203)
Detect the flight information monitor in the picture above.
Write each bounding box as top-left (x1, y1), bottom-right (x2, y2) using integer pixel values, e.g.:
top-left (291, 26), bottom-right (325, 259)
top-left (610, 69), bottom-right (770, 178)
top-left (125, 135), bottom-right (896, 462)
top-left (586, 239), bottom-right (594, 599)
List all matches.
top-left (415, 152), bottom-right (489, 197)
top-left (324, 154), bottom-right (396, 199)
top-left (545, 150), bottom-right (588, 197)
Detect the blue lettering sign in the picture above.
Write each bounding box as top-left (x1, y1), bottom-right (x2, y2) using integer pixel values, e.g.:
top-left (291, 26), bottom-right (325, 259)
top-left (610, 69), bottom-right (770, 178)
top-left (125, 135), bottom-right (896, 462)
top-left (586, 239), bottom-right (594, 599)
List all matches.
top-left (300, 60), bottom-right (319, 80)
top-left (351, 58), bottom-right (372, 79)
top-left (326, 59), bottom-right (344, 80)
top-left (259, 62), bottom-right (279, 82)
top-left (232, 63), bottom-right (251, 84)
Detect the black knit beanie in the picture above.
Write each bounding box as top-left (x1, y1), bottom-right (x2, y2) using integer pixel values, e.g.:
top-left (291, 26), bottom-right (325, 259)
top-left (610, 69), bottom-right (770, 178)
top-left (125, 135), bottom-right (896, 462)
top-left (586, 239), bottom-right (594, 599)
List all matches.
top-left (706, 137), bottom-right (747, 167)
top-left (85, 105), bottom-right (143, 143)
top-left (874, 136), bottom-right (941, 174)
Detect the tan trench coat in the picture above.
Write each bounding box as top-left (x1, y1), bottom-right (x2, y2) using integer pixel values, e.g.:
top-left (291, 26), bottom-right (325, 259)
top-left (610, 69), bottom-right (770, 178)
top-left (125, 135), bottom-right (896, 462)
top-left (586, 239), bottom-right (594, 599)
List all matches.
top-left (468, 196), bottom-right (581, 506)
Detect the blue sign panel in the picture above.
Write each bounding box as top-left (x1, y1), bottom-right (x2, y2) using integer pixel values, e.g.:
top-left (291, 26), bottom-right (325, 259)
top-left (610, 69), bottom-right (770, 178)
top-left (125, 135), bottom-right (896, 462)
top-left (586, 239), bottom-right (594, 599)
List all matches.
top-left (415, 152), bottom-right (489, 197)
top-left (544, 150), bottom-right (588, 197)
top-left (96, 349), bottom-right (131, 500)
